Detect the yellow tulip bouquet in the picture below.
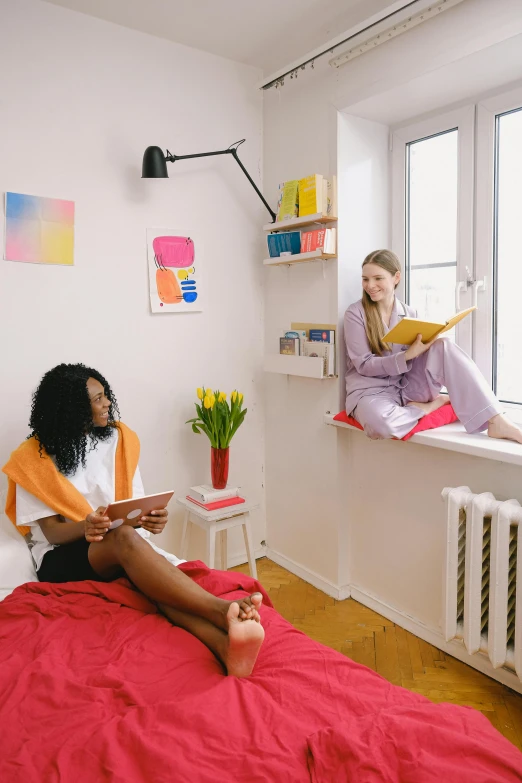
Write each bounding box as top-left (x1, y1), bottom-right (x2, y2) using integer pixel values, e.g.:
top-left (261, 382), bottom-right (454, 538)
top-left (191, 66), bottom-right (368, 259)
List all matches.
top-left (186, 387), bottom-right (247, 449)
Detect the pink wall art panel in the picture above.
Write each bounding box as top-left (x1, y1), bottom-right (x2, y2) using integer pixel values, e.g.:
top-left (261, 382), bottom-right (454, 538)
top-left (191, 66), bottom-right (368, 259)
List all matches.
top-left (147, 228), bottom-right (202, 313)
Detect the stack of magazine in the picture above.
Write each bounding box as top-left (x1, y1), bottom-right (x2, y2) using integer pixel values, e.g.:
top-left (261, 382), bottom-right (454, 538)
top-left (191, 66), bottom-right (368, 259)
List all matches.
top-left (186, 484), bottom-right (245, 511)
top-left (279, 326), bottom-right (336, 376)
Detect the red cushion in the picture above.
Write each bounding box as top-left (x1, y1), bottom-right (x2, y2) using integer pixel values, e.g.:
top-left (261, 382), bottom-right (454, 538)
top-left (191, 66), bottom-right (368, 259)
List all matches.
top-left (333, 404), bottom-right (458, 441)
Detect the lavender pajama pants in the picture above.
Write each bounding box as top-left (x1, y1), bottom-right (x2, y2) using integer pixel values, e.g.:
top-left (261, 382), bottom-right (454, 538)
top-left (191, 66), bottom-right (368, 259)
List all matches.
top-left (353, 339), bottom-right (502, 440)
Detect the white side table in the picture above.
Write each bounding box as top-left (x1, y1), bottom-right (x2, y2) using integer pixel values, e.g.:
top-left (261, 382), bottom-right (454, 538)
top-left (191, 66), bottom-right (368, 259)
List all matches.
top-left (176, 496), bottom-right (259, 579)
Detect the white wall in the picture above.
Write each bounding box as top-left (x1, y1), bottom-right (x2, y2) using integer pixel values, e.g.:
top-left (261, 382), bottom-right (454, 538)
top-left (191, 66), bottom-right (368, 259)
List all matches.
top-left (263, 99), bottom-right (340, 586)
top-left (0, 0), bottom-right (266, 564)
top-left (337, 113), bottom-right (390, 408)
top-left (340, 433), bottom-right (522, 629)
top-left (263, 0), bottom-right (522, 604)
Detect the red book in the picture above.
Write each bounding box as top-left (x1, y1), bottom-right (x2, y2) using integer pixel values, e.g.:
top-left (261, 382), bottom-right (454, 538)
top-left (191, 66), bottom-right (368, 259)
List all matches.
top-left (300, 228), bottom-right (326, 253)
top-left (186, 495), bottom-right (246, 512)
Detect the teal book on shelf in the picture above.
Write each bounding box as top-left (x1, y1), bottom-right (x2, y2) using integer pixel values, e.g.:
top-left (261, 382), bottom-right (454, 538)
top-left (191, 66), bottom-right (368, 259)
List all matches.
top-left (267, 231), bottom-right (301, 258)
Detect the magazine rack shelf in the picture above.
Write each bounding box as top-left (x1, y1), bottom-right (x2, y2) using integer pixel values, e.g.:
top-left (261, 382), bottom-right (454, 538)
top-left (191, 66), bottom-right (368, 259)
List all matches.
top-left (264, 355), bottom-right (336, 380)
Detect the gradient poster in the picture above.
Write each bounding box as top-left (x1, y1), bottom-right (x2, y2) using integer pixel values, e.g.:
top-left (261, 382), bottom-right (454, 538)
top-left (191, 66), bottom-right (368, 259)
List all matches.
top-left (4, 192), bottom-right (75, 265)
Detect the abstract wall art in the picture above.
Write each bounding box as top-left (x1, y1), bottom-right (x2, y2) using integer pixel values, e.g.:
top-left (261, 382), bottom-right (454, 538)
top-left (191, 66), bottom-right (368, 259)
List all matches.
top-left (147, 228), bottom-right (203, 313)
top-left (4, 192), bottom-right (75, 266)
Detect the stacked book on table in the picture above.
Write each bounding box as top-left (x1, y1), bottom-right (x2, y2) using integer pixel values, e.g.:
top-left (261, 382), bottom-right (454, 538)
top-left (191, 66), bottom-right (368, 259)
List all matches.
top-left (186, 484), bottom-right (245, 511)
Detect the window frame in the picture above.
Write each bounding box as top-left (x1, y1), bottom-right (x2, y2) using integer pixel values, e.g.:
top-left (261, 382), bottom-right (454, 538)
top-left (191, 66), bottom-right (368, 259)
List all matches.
top-left (475, 85), bottom-right (522, 404)
top-left (391, 105), bottom-right (476, 357)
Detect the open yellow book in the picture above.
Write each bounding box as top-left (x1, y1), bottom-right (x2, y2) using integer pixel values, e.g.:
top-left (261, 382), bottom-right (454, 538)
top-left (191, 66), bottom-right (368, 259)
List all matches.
top-left (383, 306), bottom-right (476, 345)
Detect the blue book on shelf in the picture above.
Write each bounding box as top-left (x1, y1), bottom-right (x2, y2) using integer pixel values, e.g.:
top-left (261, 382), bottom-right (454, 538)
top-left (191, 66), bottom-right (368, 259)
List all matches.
top-left (309, 329), bottom-right (335, 343)
top-left (267, 231), bottom-right (301, 258)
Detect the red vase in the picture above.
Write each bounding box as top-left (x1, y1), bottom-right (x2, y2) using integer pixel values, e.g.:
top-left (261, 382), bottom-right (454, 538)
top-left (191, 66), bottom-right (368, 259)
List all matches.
top-left (211, 447), bottom-right (229, 489)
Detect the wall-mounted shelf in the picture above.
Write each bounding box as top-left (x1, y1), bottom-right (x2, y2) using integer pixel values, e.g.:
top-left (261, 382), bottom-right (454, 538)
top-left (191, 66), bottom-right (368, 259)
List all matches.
top-left (263, 249), bottom-right (336, 267)
top-left (263, 213), bottom-right (337, 232)
top-left (264, 354), bottom-right (336, 379)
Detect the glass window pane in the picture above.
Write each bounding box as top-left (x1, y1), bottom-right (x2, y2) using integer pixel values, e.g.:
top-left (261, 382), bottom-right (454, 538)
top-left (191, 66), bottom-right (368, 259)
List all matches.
top-left (409, 267), bottom-right (458, 343)
top-left (406, 130), bottom-right (458, 322)
top-left (494, 108), bottom-right (522, 405)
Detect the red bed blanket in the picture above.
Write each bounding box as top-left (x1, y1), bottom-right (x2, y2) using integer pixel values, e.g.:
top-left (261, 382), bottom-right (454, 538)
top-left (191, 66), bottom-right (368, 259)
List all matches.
top-left (1, 562), bottom-right (521, 783)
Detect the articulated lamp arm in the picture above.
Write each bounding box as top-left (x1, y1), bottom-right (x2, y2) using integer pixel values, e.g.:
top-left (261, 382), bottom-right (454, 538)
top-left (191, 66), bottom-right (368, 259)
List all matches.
top-left (142, 139), bottom-right (276, 223)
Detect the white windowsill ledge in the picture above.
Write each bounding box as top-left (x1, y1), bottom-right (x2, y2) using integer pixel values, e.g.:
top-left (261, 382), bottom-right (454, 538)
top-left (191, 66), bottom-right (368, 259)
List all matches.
top-left (324, 413), bottom-right (522, 467)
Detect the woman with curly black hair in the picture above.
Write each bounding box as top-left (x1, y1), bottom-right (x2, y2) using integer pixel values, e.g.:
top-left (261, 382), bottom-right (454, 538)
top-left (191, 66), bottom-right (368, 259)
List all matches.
top-left (28, 363), bottom-right (122, 477)
top-left (3, 363), bottom-right (264, 677)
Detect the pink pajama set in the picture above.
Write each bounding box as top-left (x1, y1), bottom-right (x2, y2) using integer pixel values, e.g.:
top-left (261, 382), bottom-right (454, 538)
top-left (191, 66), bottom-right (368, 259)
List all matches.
top-left (344, 298), bottom-right (502, 440)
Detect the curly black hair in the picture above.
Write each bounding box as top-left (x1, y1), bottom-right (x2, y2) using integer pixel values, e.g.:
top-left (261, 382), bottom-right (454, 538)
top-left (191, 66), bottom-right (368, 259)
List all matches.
top-left (29, 363), bottom-right (121, 476)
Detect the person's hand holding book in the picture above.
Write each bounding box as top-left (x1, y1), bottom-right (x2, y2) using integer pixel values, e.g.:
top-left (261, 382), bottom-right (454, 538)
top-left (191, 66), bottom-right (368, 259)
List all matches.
top-left (404, 334), bottom-right (439, 361)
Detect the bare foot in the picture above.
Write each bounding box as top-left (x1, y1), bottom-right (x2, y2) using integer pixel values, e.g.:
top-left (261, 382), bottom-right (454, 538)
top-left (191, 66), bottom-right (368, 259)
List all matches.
top-left (223, 602), bottom-right (264, 677)
top-left (234, 592), bottom-right (263, 623)
top-left (407, 394), bottom-right (449, 416)
top-left (488, 414), bottom-right (522, 444)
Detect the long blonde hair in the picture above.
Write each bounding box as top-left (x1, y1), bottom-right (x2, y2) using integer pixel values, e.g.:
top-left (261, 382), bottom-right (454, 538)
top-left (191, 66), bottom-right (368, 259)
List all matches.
top-left (361, 249), bottom-right (401, 356)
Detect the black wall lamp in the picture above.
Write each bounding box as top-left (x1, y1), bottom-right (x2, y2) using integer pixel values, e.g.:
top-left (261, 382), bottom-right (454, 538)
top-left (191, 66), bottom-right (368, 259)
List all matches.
top-left (142, 139), bottom-right (276, 222)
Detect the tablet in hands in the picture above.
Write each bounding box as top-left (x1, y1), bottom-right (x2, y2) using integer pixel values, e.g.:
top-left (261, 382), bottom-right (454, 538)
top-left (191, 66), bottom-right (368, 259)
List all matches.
top-left (104, 490), bottom-right (175, 530)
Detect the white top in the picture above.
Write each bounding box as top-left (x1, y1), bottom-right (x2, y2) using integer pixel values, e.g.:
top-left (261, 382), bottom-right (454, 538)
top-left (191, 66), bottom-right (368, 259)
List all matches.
top-left (16, 429), bottom-right (144, 570)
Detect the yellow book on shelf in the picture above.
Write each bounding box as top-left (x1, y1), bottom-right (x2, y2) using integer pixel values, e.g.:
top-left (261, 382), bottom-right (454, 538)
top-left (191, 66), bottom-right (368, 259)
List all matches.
top-left (383, 306), bottom-right (476, 345)
top-left (277, 180), bottom-right (299, 221)
top-left (298, 174), bottom-right (323, 217)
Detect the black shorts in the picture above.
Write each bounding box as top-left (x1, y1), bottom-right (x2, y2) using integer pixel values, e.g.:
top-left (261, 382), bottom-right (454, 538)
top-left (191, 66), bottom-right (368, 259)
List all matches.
top-left (37, 538), bottom-right (100, 583)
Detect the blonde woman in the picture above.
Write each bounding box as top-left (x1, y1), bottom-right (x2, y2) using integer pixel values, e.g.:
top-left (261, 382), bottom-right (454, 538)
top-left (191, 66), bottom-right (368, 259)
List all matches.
top-left (344, 249), bottom-right (522, 442)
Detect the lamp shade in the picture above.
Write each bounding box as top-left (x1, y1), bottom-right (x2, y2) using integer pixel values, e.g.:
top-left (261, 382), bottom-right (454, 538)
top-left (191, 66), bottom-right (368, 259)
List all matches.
top-left (142, 146), bottom-right (169, 178)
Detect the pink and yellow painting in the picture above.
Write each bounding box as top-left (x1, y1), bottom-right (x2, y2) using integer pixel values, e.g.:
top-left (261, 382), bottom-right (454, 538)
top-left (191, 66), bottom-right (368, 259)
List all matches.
top-left (147, 228), bottom-right (203, 313)
top-left (5, 192), bottom-right (75, 266)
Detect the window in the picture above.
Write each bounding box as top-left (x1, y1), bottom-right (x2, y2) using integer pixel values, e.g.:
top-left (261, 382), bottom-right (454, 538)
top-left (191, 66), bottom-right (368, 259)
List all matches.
top-left (476, 86), bottom-right (522, 408)
top-left (493, 108), bottom-right (522, 404)
top-left (406, 129), bottom-right (458, 327)
top-left (392, 106), bottom-right (475, 358)
top-left (394, 92), bottom-right (522, 409)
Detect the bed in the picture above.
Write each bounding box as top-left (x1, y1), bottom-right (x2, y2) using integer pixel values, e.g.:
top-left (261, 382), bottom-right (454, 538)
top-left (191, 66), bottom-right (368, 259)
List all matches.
top-left (1, 515), bottom-right (521, 782)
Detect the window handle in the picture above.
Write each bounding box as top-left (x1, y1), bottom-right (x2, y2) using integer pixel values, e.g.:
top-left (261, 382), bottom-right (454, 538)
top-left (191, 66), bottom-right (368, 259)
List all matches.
top-left (472, 277), bottom-right (486, 308)
top-left (455, 280), bottom-right (467, 311)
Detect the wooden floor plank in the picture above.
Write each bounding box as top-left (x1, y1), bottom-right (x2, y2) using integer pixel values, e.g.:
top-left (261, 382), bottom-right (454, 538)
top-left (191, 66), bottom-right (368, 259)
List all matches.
top-left (401, 678), bottom-right (505, 694)
top-left (406, 632), bottom-right (425, 676)
top-left (504, 690), bottom-right (522, 749)
top-left (395, 625), bottom-right (414, 681)
top-left (489, 703), bottom-right (521, 749)
top-left (418, 639), bottom-right (435, 669)
top-left (231, 558), bottom-right (522, 750)
top-left (375, 626), bottom-right (401, 686)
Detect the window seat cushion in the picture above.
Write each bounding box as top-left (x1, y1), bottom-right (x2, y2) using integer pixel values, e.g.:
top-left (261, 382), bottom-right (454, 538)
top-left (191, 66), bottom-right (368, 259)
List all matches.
top-left (333, 404), bottom-right (458, 440)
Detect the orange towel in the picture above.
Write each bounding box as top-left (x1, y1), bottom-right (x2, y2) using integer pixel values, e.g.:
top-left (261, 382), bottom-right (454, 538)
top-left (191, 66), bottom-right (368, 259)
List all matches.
top-left (2, 422), bottom-right (140, 536)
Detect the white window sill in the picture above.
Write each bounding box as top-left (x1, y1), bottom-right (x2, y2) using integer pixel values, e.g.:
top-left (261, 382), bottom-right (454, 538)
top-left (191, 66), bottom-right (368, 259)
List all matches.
top-left (324, 413), bottom-right (522, 467)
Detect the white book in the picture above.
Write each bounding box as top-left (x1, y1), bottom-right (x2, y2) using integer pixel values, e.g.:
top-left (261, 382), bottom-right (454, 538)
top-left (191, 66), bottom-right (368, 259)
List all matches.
top-left (323, 227), bottom-right (336, 254)
top-left (188, 484), bottom-right (240, 503)
top-left (326, 175), bottom-right (338, 218)
top-left (303, 341), bottom-right (336, 377)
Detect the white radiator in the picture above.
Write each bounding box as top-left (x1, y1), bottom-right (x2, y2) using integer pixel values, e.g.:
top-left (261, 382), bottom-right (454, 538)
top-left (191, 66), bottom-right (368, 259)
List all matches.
top-left (442, 486), bottom-right (522, 680)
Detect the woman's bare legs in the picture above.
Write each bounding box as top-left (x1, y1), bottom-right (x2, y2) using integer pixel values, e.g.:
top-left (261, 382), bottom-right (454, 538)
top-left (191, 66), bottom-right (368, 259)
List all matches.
top-left (402, 340), bottom-right (522, 442)
top-left (159, 601), bottom-right (265, 677)
top-left (407, 398), bottom-right (522, 443)
top-left (488, 414), bottom-right (522, 444)
top-left (88, 526), bottom-right (263, 631)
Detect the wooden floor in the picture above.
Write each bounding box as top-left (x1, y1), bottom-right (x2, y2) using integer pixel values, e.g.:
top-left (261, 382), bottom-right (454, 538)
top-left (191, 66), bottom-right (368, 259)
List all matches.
top-left (232, 557), bottom-right (522, 751)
